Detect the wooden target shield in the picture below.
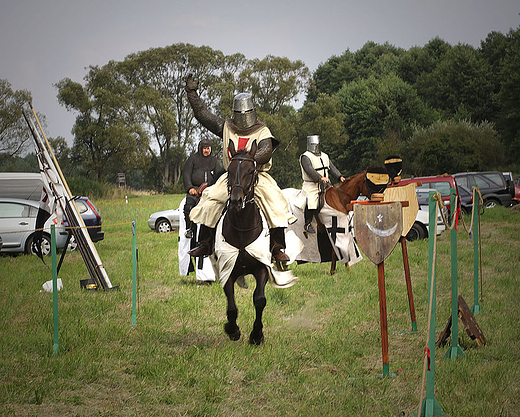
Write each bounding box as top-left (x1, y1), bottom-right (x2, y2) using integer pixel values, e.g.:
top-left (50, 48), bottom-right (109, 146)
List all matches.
top-left (353, 202), bottom-right (403, 264)
top-left (383, 183), bottom-right (419, 236)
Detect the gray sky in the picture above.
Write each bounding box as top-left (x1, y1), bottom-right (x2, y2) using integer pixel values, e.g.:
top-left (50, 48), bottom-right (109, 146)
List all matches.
top-left (1, 0), bottom-right (519, 146)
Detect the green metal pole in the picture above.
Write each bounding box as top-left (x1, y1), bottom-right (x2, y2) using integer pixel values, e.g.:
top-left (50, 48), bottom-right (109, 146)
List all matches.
top-left (445, 188), bottom-right (465, 360)
top-left (471, 187), bottom-right (481, 315)
top-left (51, 225), bottom-right (59, 355)
top-left (132, 220), bottom-right (137, 326)
top-left (420, 192), bottom-right (444, 416)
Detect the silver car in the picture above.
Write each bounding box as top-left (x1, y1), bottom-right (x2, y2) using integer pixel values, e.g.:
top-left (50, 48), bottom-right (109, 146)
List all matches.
top-left (147, 207), bottom-right (180, 233)
top-left (0, 198), bottom-right (68, 255)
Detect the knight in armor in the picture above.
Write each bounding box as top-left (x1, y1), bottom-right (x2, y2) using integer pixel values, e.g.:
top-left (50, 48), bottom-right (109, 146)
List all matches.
top-left (184, 75), bottom-right (296, 262)
top-left (300, 135), bottom-right (345, 234)
top-left (183, 138), bottom-right (223, 239)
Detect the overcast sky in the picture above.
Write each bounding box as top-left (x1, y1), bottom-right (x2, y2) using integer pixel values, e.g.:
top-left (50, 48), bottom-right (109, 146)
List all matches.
top-left (1, 0), bottom-right (519, 147)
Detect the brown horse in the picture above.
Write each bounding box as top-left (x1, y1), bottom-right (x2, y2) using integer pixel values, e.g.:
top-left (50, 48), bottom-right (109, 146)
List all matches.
top-left (324, 170), bottom-right (371, 215)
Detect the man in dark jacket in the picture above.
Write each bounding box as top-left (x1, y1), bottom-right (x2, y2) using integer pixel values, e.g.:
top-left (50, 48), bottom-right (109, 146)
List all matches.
top-left (183, 138), bottom-right (223, 238)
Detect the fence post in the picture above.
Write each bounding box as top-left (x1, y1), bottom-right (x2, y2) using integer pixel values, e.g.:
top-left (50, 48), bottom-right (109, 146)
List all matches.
top-left (445, 188), bottom-right (465, 360)
top-left (51, 225), bottom-right (59, 355)
top-left (419, 192), bottom-right (444, 416)
top-left (132, 220), bottom-right (137, 326)
top-left (471, 187), bottom-right (481, 315)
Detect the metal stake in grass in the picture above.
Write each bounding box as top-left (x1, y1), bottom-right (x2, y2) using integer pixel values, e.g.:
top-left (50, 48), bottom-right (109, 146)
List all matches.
top-left (51, 225), bottom-right (59, 355)
top-left (417, 192), bottom-right (444, 416)
top-left (132, 220), bottom-right (137, 326)
top-left (471, 187), bottom-right (482, 315)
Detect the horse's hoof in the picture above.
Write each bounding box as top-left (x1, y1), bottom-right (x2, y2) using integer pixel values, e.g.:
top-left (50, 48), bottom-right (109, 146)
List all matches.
top-left (224, 323), bottom-right (241, 341)
top-left (249, 332), bottom-right (264, 345)
top-left (228, 331), bottom-right (241, 341)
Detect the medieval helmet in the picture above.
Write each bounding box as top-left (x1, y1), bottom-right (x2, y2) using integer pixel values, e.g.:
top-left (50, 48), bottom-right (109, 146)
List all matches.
top-left (232, 93), bottom-right (257, 129)
top-left (307, 135), bottom-right (321, 155)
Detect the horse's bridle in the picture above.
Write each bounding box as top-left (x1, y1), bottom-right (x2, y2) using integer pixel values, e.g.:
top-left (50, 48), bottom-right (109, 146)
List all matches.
top-left (228, 156), bottom-right (258, 205)
top-left (226, 155), bottom-right (261, 233)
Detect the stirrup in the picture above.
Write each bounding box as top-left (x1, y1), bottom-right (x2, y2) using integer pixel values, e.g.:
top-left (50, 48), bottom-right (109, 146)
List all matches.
top-left (188, 243), bottom-right (211, 257)
top-left (184, 229), bottom-right (194, 239)
top-left (304, 223), bottom-right (316, 234)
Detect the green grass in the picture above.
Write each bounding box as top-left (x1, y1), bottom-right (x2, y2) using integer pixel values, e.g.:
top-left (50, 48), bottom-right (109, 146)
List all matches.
top-left (1, 196), bottom-right (519, 416)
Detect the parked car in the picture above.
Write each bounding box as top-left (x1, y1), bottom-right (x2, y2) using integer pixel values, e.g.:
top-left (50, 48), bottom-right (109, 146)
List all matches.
top-left (502, 172), bottom-right (520, 205)
top-left (148, 207), bottom-right (180, 233)
top-left (0, 198), bottom-right (69, 255)
top-left (458, 186), bottom-right (474, 214)
top-left (406, 188), bottom-right (446, 241)
top-left (63, 197), bottom-right (105, 250)
top-left (398, 174), bottom-right (459, 214)
top-left (454, 171), bottom-right (512, 208)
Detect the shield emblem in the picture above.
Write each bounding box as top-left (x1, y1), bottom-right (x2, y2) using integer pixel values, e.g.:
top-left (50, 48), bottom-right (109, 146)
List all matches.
top-left (383, 183), bottom-right (419, 236)
top-left (353, 202), bottom-right (403, 264)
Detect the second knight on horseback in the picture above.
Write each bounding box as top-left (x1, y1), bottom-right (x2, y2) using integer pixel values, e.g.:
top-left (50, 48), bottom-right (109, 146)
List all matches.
top-left (300, 135), bottom-right (346, 234)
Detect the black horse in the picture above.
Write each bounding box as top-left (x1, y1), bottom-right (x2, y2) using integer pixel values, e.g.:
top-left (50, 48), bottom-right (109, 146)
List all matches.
top-left (218, 140), bottom-right (269, 345)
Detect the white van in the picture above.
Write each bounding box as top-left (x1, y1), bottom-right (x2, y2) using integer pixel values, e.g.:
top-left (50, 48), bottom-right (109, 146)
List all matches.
top-left (0, 172), bottom-right (44, 200)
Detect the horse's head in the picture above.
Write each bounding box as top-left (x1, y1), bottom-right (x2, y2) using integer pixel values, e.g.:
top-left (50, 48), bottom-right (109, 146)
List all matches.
top-left (227, 140), bottom-right (258, 210)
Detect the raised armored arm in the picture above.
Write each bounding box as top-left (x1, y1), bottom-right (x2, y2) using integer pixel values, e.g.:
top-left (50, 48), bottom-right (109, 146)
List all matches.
top-left (185, 75), bottom-right (224, 138)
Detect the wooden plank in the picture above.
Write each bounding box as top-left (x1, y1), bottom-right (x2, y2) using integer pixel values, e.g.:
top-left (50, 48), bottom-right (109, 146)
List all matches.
top-left (458, 296), bottom-right (486, 346)
top-left (383, 183), bottom-right (419, 236)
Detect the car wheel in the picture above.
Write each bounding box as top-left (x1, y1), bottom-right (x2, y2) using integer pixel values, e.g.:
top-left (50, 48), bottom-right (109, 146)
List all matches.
top-left (484, 199), bottom-right (499, 209)
top-left (156, 219), bottom-right (172, 233)
top-left (67, 234), bottom-right (78, 251)
top-left (26, 234), bottom-right (52, 256)
top-left (406, 222), bottom-right (427, 241)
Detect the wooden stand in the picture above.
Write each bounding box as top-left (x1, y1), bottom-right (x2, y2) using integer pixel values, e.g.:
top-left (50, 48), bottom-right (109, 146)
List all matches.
top-left (437, 295), bottom-right (486, 347)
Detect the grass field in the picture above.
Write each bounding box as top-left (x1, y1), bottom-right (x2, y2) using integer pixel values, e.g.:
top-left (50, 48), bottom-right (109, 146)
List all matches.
top-left (1, 194), bottom-right (519, 416)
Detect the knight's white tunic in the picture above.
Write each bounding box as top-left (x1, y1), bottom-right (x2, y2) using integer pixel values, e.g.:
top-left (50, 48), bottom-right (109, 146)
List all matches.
top-left (300, 150), bottom-right (331, 210)
top-left (190, 121), bottom-right (295, 228)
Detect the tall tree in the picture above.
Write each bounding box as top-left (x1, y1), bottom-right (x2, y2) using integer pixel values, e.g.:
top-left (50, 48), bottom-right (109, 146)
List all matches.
top-left (497, 26), bottom-right (520, 160)
top-left (117, 43), bottom-right (245, 188)
top-left (56, 63), bottom-right (148, 181)
top-left (337, 74), bottom-right (436, 173)
top-left (0, 79), bottom-right (33, 163)
top-left (237, 55), bottom-right (309, 113)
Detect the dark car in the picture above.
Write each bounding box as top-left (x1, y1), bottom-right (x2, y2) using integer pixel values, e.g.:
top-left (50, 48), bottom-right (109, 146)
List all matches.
top-left (458, 186), bottom-right (473, 214)
top-left (454, 171), bottom-right (512, 208)
top-left (63, 197), bottom-right (104, 250)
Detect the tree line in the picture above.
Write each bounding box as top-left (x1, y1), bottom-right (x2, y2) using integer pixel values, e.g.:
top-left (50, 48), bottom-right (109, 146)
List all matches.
top-left (1, 25), bottom-right (519, 192)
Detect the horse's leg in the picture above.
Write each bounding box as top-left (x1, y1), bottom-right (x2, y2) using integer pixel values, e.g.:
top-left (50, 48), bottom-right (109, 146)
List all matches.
top-left (249, 265), bottom-right (269, 345)
top-left (330, 250), bottom-right (337, 275)
top-left (223, 277), bottom-right (241, 341)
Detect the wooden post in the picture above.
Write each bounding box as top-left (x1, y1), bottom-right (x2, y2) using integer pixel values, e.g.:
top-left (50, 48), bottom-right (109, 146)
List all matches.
top-left (377, 262), bottom-right (390, 377)
top-left (400, 236), bottom-right (417, 332)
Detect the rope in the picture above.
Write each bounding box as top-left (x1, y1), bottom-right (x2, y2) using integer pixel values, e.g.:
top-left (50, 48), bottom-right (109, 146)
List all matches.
top-left (433, 192), bottom-right (458, 231)
top-left (1, 221), bottom-right (134, 235)
top-left (459, 187), bottom-right (484, 235)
